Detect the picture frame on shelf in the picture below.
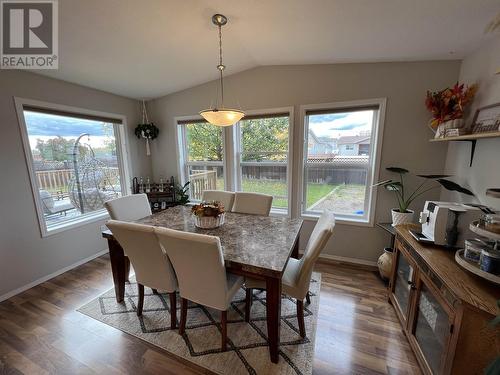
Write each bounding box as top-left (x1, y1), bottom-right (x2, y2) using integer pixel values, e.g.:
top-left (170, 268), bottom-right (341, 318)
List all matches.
top-left (471, 102), bottom-right (500, 134)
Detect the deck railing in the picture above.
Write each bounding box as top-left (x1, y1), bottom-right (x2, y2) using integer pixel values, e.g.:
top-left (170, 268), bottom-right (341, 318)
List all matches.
top-left (189, 170), bottom-right (217, 200)
top-left (35, 167), bottom-right (120, 193)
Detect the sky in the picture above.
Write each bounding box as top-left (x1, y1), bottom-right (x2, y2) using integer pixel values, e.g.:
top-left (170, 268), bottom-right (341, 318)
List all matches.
top-left (24, 111), bottom-right (115, 149)
top-left (309, 110), bottom-right (374, 138)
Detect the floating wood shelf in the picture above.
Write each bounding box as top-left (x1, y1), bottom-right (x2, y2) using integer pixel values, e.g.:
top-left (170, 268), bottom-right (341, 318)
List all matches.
top-left (429, 131), bottom-right (500, 142)
top-left (429, 131), bottom-right (500, 167)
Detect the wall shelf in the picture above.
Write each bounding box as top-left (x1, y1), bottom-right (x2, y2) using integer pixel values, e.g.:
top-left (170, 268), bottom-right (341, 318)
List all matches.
top-left (429, 131), bottom-right (500, 167)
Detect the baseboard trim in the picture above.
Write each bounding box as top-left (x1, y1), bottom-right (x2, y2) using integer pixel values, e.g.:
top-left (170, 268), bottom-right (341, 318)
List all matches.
top-left (0, 249), bottom-right (108, 303)
top-left (300, 251), bottom-right (378, 271)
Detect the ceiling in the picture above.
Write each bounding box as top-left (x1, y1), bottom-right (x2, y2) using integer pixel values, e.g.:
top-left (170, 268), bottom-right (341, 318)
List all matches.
top-left (36, 0), bottom-right (500, 99)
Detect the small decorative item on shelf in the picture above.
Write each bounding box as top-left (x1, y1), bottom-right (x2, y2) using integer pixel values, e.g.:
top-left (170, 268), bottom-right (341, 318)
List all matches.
top-left (135, 100), bottom-right (159, 156)
top-left (377, 247), bottom-right (393, 280)
top-left (471, 102), bottom-right (500, 134)
top-left (192, 201), bottom-right (225, 229)
top-left (425, 82), bottom-right (477, 139)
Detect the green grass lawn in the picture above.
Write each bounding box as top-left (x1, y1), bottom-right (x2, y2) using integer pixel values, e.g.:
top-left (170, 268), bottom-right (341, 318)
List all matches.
top-left (230, 179), bottom-right (336, 209)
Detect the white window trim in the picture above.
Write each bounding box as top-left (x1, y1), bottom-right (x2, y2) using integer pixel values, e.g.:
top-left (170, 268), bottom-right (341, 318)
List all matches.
top-left (234, 107), bottom-right (294, 216)
top-left (297, 98), bottom-right (386, 226)
top-left (175, 107), bottom-right (294, 216)
top-left (175, 115), bottom-right (228, 198)
top-left (14, 97), bottom-right (132, 237)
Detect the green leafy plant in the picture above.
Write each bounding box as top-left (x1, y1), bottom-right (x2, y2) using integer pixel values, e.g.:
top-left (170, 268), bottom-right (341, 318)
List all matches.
top-left (372, 167), bottom-right (474, 213)
top-left (175, 181), bottom-right (190, 205)
top-left (134, 123), bottom-right (159, 140)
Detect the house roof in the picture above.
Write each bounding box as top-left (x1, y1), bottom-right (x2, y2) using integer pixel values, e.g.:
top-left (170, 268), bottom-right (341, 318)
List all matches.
top-left (338, 136), bottom-right (370, 145)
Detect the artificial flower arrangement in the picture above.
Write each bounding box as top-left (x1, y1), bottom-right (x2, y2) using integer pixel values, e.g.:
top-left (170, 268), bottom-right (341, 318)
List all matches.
top-left (425, 82), bottom-right (477, 136)
top-left (191, 201), bottom-right (225, 229)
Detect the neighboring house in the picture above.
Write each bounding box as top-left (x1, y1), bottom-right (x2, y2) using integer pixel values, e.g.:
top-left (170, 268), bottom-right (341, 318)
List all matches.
top-left (308, 130), bottom-right (338, 155)
top-left (337, 135), bottom-right (370, 156)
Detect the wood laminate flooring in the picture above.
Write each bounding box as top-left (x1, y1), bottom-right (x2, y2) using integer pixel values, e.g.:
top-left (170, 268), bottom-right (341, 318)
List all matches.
top-left (0, 256), bottom-right (420, 374)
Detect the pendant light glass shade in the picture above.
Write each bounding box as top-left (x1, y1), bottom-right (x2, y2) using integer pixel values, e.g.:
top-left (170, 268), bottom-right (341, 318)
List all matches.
top-left (199, 108), bottom-right (245, 127)
top-left (201, 14), bottom-right (244, 127)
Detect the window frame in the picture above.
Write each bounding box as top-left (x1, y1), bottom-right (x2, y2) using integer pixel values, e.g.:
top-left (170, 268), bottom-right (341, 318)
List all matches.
top-left (298, 98), bottom-right (386, 226)
top-left (175, 116), bottom-right (228, 200)
top-left (175, 107), bottom-right (294, 216)
top-left (234, 107), bottom-right (294, 216)
top-left (14, 97), bottom-right (132, 237)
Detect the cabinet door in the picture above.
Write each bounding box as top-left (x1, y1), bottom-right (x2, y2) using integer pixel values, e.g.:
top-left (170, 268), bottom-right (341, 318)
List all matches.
top-left (409, 273), bottom-right (454, 375)
top-left (391, 245), bottom-right (416, 326)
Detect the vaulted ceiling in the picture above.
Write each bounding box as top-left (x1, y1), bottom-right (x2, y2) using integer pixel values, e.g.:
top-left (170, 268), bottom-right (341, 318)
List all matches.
top-left (36, 0), bottom-right (500, 99)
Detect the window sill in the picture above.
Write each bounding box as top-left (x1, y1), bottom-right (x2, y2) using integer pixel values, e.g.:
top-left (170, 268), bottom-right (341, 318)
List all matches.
top-left (300, 213), bottom-right (374, 227)
top-left (43, 210), bottom-right (109, 237)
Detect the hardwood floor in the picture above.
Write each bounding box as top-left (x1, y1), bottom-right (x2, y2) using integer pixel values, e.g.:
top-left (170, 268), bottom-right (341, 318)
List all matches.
top-left (0, 256), bottom-right (421, 374)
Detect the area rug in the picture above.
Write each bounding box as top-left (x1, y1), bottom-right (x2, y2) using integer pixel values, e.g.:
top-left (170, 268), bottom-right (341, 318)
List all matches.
top-left (78, 273), bottom-right (321, 375)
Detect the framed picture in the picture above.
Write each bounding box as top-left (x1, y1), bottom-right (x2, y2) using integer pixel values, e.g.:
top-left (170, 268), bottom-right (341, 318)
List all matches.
top-left (471, 103), bottom-right (500, 134)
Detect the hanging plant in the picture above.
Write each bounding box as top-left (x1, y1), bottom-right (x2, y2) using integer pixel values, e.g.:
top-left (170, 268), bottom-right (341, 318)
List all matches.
top-left (135, 100), bottom-right (159, 156)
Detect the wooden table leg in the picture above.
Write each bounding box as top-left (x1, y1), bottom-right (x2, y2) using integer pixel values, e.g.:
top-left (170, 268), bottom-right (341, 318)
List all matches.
top-left (266, 276), bottom-right (282, 363)
top-left (291, 234), bottom-right (300, 259)
top-left (107, 238), bottom-right (127, 303)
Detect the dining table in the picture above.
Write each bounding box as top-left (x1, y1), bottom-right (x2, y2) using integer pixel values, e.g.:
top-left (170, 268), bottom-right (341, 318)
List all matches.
top-left (101, 205), bottom-right (303, 364)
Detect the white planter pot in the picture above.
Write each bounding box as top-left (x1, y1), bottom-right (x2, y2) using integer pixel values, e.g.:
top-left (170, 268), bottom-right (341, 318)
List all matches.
top-left (434, 119), bottom-right (465, 139)
top-left (391, 209), bottom-right (414, 227)
top-left (194, 213), bottom-right (225, 229)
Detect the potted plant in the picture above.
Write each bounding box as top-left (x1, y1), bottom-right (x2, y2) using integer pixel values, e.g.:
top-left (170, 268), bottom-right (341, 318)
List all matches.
top-left (192, 201), bottom-right (225, 229)
top-left (175, 181), bottom-right (190, 205)
top-left (373, 167), bottom-right (474, 226)
top-left (425, 82), bottom-right (477, 138)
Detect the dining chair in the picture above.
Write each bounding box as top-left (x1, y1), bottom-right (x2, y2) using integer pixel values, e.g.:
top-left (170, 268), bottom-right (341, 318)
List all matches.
top-left (201, 190), bottom-right (235, 211)
top-left (104, 193), bottom-right (152, 221)
top-left (106, 220), bottom-right (178, 329)
top-left (104, 193), bottom-right (152, 287)
top-left (155, 227), bottom-right (244, 351)
top-left (245, 210), bottom-right (335, 337)
top-left (231, 192), bottom-right (273, 216)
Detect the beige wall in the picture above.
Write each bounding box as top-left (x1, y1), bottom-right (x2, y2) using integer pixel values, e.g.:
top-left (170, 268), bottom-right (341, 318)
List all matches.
top-left (441, 36), bottom-right (500, 210)
top-left (148, 61), bottom-right (461, 264)
top-left (0, 70), bottom-right (150, 299)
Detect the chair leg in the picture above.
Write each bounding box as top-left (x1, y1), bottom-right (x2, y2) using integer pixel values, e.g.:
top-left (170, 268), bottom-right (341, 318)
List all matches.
top-left (179, 298), bottom-right (188, 335)
top-left (137, 284), bottom-right (144, 316)
top-left (305, 291), bottom-right (311, 305)
top-left (221, 310), bottom-right (227, 351)
top-left (245, 288), bottom-right (253, 322)
top-left (169, 292), bottom-right (177, 329)
top-left (297, 299), bottom-right (306, 338)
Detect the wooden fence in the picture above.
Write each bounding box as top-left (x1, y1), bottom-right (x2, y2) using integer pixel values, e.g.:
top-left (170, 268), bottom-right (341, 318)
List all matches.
top-left (189, 170), bottom-right (217, 200)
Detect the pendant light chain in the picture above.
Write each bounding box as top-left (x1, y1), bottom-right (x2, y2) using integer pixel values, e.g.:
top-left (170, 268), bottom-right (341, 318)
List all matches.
top-left (218, 23), bottom-right (224, 108)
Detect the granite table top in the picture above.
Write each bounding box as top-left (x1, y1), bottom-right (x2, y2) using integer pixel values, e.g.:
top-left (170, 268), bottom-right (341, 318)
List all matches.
top-left (133, 205), bottom-right (303, 278)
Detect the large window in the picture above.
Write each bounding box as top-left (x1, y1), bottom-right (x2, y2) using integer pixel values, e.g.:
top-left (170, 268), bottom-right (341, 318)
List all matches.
top-left (16, 99), bottom-right (128, 236)
top-left (179, 121), bottom-right (225, 201)
top-left (301, 100), bottom-right (385, 223)
top-left (236, 115), bottom-right (290, 211)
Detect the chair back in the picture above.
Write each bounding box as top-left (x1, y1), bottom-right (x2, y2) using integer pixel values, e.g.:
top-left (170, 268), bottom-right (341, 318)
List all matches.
top-left (296, 210), bottom-right (335, 297)
top-left (155, 227), bottom-right (229, 310)
top-left (106, 220), bottom-right (177, 292)
top-left (202, 190), bottom-right (235, 212)
top-left (104, 194), bottom-right (151, 221)
top-left (232, 192), bottom-right (273, 216)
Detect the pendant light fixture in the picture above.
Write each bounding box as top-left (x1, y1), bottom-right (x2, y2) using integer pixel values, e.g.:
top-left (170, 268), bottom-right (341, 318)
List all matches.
top-left (200, 14), bottom-right (244, 127)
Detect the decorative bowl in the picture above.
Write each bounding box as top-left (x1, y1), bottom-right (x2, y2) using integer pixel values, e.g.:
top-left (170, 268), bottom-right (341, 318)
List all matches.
top-left (194, 213), bottom-right (225, 229)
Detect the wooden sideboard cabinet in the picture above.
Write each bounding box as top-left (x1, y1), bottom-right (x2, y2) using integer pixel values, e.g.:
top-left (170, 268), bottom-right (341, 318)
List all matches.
top-left (389, 225), bottom-right (500, 375)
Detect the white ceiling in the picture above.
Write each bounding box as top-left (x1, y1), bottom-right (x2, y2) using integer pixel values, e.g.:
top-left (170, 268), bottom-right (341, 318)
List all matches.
top-left (36, 0), bottom-right (500, 99)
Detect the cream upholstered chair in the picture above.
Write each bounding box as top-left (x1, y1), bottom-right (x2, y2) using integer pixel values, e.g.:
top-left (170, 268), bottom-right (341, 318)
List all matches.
top-left (245, 210), bottom-right (335, 337)
top-left (155, 227), bottom-right (243, 351)
top-left (104, 194), bottom-right (152, 286)
top-left (231, 192), bottom-right (273, 216)
top-left (104, 193), bottom-right (152, 221)
top-left (106, 220), bottom-right (178, 329)
top-left (201, 190), bottom-right (235, 211)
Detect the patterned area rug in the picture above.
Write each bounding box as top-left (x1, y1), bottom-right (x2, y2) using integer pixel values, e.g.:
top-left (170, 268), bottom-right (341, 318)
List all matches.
top-left (78, 273), bottom-right (321, 375)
